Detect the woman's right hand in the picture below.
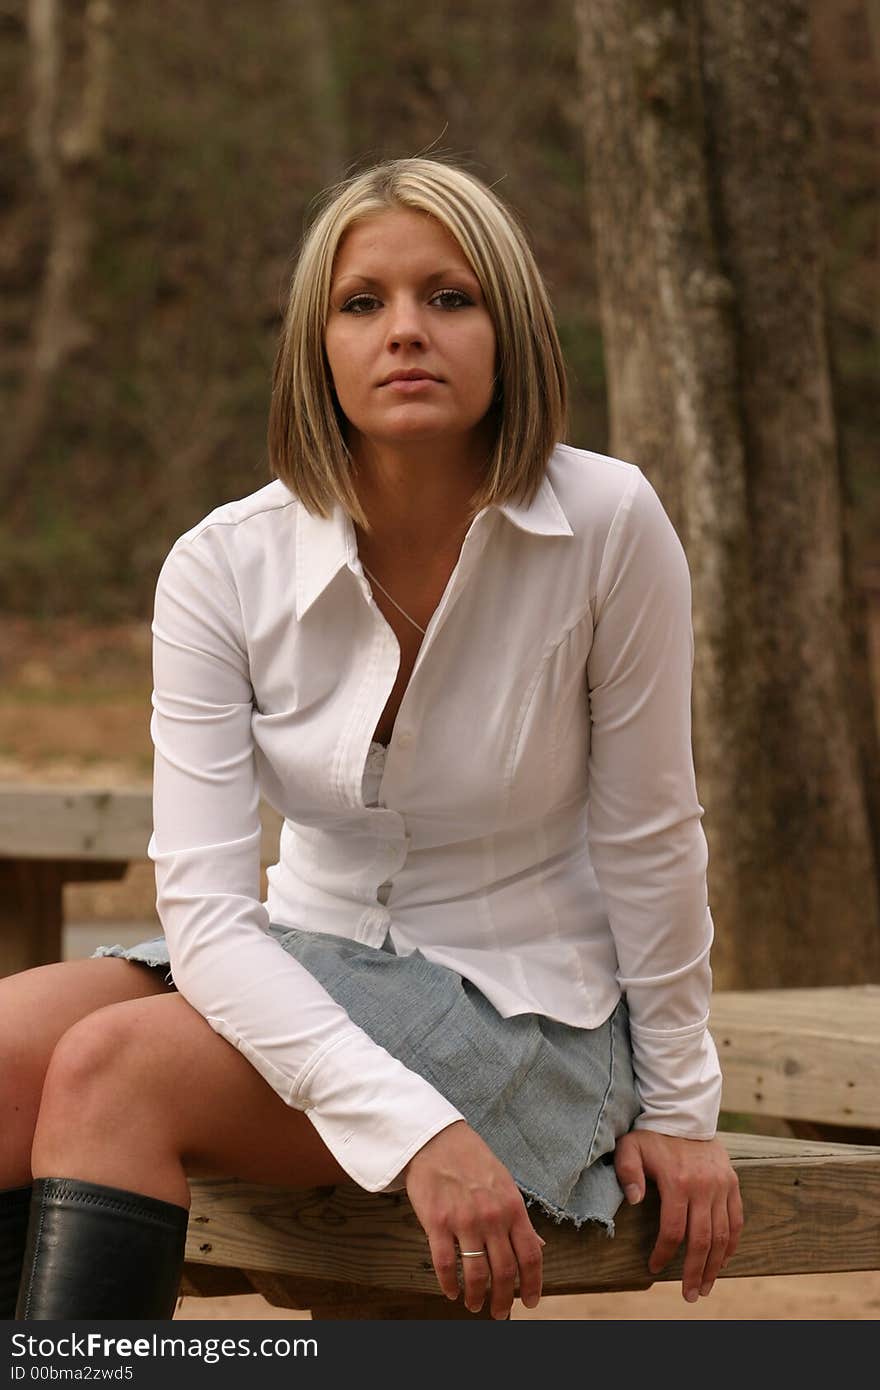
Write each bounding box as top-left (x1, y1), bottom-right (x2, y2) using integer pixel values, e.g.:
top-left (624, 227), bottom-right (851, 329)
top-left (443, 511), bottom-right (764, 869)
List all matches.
top-left (402, 1119), bottom-right (545, 1319)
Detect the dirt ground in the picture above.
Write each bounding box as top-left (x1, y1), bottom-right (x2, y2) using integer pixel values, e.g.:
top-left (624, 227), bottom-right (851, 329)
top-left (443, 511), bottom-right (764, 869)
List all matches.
top-left (3, 612), bottom-right (879, 1320)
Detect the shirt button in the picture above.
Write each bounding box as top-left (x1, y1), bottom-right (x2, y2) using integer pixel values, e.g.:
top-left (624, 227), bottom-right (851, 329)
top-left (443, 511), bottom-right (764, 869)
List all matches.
top-left (398, 729), bottom-right (413, 749)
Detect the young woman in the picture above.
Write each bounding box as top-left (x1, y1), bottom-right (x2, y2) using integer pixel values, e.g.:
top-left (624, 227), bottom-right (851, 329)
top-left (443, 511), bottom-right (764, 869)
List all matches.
top-left (1, 158), bottom-right (742, 1322)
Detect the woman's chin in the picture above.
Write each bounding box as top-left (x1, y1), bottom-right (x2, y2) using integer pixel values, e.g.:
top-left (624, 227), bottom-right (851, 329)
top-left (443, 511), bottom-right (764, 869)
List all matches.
top-left (356, 421), bottom-right (477, 450)
top-left (354, 408), bottom-right (495, 451)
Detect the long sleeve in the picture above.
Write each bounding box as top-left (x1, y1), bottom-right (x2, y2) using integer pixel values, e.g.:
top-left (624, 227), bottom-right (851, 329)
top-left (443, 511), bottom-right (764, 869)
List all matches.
top-left (147, 533), bottom-right (464, 1191)
top-left (586, 469), bottom-right (722, 1139)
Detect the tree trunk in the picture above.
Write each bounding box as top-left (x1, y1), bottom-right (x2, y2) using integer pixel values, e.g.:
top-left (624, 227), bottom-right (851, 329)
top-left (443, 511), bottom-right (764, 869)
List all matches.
top-left (6, 0), bottom-right (114, 509)
top-left (574, 0), bottom-right (880, 986)
top-left (296, 0), bottom-right (348, 187)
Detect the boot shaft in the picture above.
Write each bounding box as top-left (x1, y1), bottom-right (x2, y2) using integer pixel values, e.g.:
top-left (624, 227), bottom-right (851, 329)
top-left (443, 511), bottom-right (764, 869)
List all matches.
top-left (15, 1177), bottom-right (189, 1320)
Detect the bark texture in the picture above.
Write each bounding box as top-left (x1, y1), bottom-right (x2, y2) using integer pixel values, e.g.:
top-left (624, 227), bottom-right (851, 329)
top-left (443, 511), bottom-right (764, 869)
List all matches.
top-left (6, 0), bottom-right (114, 505)
top-left (575, 0), bottom-right (880, 985)
top-left (297, 0), bottom-right (348, 186)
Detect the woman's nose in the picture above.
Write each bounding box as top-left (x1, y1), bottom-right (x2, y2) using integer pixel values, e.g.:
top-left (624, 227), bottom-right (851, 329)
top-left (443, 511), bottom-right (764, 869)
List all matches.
top-left (385, 296), bottom-right (427, 349)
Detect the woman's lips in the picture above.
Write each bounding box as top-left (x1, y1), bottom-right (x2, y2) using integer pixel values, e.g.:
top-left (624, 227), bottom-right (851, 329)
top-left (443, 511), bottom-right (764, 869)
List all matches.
top-left (382, 377), bottom-right (441, 392)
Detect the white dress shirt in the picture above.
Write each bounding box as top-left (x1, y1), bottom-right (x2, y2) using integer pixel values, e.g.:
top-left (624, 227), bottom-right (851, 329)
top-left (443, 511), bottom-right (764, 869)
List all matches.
top-left (147, 442), bottom-right (722, 1193)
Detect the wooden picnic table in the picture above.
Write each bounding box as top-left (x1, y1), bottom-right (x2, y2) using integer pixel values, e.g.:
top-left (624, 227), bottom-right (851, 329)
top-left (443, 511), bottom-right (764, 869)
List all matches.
top-left (0, 785), bottom-right (280, 977)
top-left (2, 783), bottom-right (879, 1314)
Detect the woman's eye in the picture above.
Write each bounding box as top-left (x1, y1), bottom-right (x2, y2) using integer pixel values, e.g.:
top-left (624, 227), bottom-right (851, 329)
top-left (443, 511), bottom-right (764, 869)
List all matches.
top-left (338, 288), bottom-right (473, 314)
top-left (432, 288), bottom-right (472, 309)
top-left (340, 294), bottom-right (380, 314)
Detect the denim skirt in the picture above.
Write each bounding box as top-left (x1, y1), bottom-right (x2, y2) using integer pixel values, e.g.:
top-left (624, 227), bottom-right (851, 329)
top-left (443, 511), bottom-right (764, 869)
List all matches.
top-left (91, 924), bottom-right (641, 1233)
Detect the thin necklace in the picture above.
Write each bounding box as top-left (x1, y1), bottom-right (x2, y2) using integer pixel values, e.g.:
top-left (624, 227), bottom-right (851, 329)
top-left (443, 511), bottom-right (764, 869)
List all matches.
top-left (362, 565), bottom-right (427, 635)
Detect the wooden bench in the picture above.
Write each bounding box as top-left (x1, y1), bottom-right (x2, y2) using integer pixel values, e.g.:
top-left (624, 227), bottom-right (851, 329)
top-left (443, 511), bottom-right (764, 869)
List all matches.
top-left (176, 986), bottom-right (875, 1316)
top-left (4, 784), bottom-right (880, 1315)
top-left (176, 1132), bottom-right (880, 1317)
top-left (711, 985), bottom-right (880, 1136)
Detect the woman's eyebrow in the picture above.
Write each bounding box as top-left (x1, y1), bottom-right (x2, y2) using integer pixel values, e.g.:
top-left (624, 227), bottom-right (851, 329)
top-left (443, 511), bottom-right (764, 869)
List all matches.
top-left (423, 267), bottom-right (480, 286)
top-left (332, 266), bottom-right (480, 291)
top-left (332, 274), bottom-right (382, 290)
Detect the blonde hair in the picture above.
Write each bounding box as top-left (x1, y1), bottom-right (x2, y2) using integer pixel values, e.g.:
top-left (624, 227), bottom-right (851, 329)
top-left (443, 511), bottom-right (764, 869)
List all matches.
top-left (268, 157), bottom-right (568, 531)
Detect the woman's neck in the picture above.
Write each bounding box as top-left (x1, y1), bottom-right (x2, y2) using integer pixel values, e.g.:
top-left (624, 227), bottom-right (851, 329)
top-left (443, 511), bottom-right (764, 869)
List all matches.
top-left (350, 432), bottom-right (489, 560)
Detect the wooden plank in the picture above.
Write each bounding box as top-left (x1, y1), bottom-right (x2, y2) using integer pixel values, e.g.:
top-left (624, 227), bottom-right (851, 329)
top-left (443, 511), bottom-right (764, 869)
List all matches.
top-left (0, 787), bottom-right (283, 864)
top-left (711, 986), bottom-right (880, 1127)
top-left (0, 789), bottom-right (153, 861)
top-left (183, 1135), bottom-right (880, 1297)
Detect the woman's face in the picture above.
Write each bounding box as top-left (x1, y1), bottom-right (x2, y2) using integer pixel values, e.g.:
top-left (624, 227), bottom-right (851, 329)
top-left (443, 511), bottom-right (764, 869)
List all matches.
top-left (324, 208), bottom-right (498, 455)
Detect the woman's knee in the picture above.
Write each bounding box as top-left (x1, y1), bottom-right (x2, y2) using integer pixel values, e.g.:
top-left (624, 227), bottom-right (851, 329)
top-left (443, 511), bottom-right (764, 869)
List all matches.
top-left (1, 959), bottom-right (170, 1124)
top-left (31, 990), bottom-right (347, 1189)
top-left (5, 955), bottom-right (162, 1061)
top-left (0, 962), bottom-right (134, 1179)
top-left (35, 992), bottom-right (211, 1162)
top-left (37, 999), bottom-right (158, 1125)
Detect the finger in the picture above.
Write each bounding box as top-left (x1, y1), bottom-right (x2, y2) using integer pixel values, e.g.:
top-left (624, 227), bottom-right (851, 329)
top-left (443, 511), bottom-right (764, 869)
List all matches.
top-left (457, 1236), bottom-right (492, 1313)
top-left (483, 1232), bottom-right (519, 1320)
top-left (510, 1216), bottom-right (544, 1311)
top-left (425, 1228), bottom-right (461, 1302)
top-left (697, 1193), bottom-right (731, 1297)
top-left (680, 1199), bottom-right (713, 1302)
top-left (648, 1189), bottom-right (688, 1274)
top-left (614, 1134), bottom-right (646, 1205)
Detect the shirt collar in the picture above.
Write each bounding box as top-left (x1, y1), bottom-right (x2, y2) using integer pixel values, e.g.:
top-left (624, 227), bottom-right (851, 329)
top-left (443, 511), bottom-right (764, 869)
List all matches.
top-left (494, 471), bottom-right (574, 538)
top-left (295, 501), bottom-right (358, 621)
top-left (295, 470), bottom-right (573, 621)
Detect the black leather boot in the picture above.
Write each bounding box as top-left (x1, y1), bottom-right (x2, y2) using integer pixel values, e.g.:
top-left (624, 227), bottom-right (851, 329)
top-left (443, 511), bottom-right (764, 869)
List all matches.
top-left (1, 1184), bottom-right (32, 1319)
top-left (15, 1177), bottom-right (189, 1320)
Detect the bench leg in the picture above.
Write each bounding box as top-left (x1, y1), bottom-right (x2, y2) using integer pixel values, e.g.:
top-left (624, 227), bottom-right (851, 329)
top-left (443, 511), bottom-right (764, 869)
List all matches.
top-left (0, 858), bottom-right (129, 977)
top-left (0, 860), bottom-right (65, 976)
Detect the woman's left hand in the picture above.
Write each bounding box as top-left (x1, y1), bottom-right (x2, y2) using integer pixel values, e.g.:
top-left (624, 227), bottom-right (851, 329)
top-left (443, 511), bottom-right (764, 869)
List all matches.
top-left (614, 1130), bottom-right (743, 1302)
top-left (403, 1119), bottom-right (545, 1318)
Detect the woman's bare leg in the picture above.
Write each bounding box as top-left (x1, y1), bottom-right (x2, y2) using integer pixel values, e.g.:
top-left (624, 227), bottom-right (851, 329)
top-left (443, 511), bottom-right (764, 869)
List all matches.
top-left (29, 989), bottom-right (349, 1208)
top-left (0, 958), bottom-right (171, 1190)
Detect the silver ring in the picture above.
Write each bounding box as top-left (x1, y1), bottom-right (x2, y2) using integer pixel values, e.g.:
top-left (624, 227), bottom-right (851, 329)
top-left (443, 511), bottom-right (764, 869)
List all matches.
top-left (459, 1250), bottom-right (487, 1258)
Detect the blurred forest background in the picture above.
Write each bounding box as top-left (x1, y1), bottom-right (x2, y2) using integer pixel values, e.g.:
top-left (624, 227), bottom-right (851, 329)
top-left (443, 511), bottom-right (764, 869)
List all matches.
top-left (0, 0), bottom-right (877, 620)
top-left (1, 0), bottom-right (880, 1316)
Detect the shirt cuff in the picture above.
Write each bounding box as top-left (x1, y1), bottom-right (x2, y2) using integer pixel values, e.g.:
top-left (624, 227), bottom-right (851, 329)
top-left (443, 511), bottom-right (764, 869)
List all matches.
top-left (292, 1030), bottom-right (466, 1192)
top-left (628, 1018), bottom-right (722, 1139)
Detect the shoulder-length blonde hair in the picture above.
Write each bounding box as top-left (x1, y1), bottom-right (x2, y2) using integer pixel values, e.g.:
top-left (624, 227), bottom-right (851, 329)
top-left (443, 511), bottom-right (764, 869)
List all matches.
top-left (268, 157), bottom-right (568, 531)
